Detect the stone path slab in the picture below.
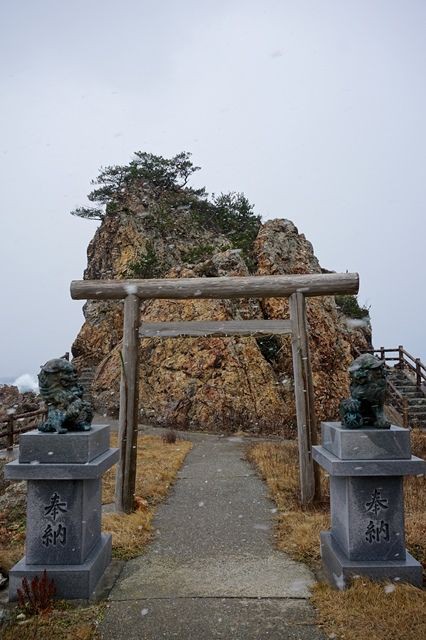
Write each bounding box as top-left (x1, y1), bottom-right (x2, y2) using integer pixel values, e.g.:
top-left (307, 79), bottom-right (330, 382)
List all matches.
top-left (103, 598), bottom-right (320, 640)
top-left (100, 433), bottom-right (323, 639)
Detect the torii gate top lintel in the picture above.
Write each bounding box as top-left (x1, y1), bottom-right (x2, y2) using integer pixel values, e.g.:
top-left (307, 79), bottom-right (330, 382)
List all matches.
top-left (70, 272), bottom-right (359, 513)
top-left (70, 272), bottom-right (359, 301)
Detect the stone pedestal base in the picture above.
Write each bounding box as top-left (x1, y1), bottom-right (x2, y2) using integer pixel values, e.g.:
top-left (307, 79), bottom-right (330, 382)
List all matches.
top-left (313, 422), bottom-right (425, 590)
top-left (320, 532), bottom-right (422, 589)
top-left (8, 533), bottom-right (112, 601)
top-left (5, 425), bottom-right (118, 602)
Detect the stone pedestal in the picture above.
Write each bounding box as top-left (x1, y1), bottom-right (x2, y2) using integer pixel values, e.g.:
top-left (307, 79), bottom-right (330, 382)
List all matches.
top-left (5, 425), bottom-right (119, 600)
top-left (313, 422), bottom-right (425, 589)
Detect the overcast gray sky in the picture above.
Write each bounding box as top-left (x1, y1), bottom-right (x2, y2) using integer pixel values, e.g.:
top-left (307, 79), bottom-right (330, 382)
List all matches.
top-left (1, 0), bottom-right (425, 378)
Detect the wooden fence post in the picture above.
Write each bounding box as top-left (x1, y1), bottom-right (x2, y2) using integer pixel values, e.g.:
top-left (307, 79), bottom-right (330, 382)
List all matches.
top-left (403, 398), bottom-right (409, 429)
top-left (115, 294), bottom-right (140, 513)
top-left (415, 358), bottom-right (422, 390)
top-left (289, 292), bottom-right (317, 504)
top-left (398, 345), bottom-right (404, 369)
top-left (7, 416), bottom-right (14, 451)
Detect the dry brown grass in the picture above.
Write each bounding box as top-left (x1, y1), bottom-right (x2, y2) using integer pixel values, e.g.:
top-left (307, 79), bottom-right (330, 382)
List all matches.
top-left (246, 440), bottom-right (330, 564)
top-left (0, 460), bottom-right (26, 573)
top-left (247, 431), bottom-right (426, 640)
top-left (102, 433), bottom-right (192, 559)
top-left (411, 428), bottom-right (426, 458)
top-left (312, 579), bottom-right (426, 640)
top-left (2, 604), bottom-right (104, 640)
top-left (102, 433), bottom-right (191, 504)
top-left (404, 429), bottom-right (426, 570)
top-left (0, 548), bottom-right (24, 575)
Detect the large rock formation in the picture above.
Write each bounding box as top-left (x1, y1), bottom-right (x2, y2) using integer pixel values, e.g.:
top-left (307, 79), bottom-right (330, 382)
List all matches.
top-left (72, 194), bottom-right (370, 436)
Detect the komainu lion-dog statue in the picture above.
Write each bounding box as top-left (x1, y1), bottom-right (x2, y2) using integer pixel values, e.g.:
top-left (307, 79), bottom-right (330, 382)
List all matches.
top-left (38, 358), bottom-right (93, 433)
top-left (339, 353), bottom-right (390, 429)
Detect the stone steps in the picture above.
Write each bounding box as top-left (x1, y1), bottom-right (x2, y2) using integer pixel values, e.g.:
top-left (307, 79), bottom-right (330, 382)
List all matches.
top-left (387, 369), bottom-right (426, 428)
top-left (79, 367), bottom-right (96, 405)
top-left (401, 391), bottom-right (422, 399)
top-left (407, 398), bottom-right (426, 411)
top-left (393, 385), bottom-right (418, 393)
top-left (407, 404), bottom-right (426, 413)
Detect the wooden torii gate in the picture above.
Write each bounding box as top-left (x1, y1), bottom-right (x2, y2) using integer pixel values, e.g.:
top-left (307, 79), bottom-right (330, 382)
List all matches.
top-left (71, 272), bottom-right (359, 512)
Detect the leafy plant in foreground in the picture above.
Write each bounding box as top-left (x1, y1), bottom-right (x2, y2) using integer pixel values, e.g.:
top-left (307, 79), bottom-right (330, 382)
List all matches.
top-left (17, 570), bottom-right (56, 615)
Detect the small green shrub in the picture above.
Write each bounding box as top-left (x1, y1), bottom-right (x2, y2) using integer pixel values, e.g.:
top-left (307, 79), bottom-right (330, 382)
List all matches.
top-left (335, 295), bottom-right (370, 319)
top-left (207, 192), bottom-right (261, 257)
top-left (70, 152), bottom-right (204, 220)
top-left (127, 242), bottom-right (161, 278)
top-left (71, 151), bottom-right (262, 266)
top-left (181, 244), bottom-right (216, 263)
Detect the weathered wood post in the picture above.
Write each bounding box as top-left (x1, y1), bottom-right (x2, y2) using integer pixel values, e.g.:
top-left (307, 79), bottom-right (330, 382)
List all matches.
top-left (290, 292), bottom-right (321, 503)
top-left (7, 415), bottom-right (14, 452)
top-left (289, 292), bottom-right (318, 504)
top-left (415, 358), bottom-right (422, 390)
top-left (403, 398), bottom-right (409, 428)
top-left (115, 294), bottom-right (140, 513)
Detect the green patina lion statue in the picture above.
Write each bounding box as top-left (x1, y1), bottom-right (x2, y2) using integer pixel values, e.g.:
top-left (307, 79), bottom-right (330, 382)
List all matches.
top-left (38, 358), bottom-right (93, 433)
top-left (340, 353), bottom-right (390, 429)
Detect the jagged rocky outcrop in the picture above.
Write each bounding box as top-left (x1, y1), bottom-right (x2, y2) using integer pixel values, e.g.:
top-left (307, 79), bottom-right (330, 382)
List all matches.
top-left (72, 199), bottom-right (371, 435)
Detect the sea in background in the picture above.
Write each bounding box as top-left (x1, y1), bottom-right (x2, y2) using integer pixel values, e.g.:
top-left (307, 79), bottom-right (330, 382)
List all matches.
top-left (0, 374), bottom-right (39, 393)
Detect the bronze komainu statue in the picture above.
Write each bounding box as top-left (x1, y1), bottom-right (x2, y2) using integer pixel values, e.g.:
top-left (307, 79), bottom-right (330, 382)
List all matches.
top-left (38, 358), bottom-right (93, 433)
top-left (340, 353), bottom-right (390, 429)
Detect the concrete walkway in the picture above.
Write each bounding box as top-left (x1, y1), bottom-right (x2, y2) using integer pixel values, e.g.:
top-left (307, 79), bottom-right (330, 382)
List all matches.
top-left (100, 432), bottom-right (324, 640)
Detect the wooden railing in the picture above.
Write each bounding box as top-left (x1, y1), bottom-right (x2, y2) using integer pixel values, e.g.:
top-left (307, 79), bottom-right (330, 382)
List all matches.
top-left (355, 345), bottom-right (426, 428)
top-left (386, 380), bottom-right (409, 428)
top-left (366, 345), bottom-right (426, 391)
top-left (0, 408), bottom-right (47, 452)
